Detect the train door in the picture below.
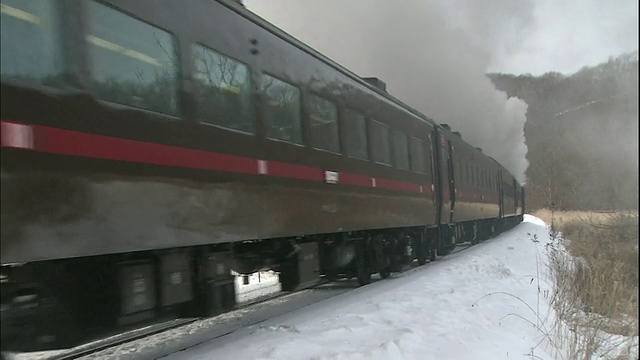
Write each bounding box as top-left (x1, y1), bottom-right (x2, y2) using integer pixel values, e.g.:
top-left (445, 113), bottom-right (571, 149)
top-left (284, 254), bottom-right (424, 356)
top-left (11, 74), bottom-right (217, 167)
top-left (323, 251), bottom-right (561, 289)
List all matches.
top-left (427, 132), bottom-right (438, 216)
top-left (446, 141), bottom-right (456, 223)
top-left (521, 187), bottom-right (526, 216)
top-left (513, 179), bottom-right (518, 215)
top-left (435, 129), bottom-right (452, 225)
top-left (498, 170), bottom-right (504, 218)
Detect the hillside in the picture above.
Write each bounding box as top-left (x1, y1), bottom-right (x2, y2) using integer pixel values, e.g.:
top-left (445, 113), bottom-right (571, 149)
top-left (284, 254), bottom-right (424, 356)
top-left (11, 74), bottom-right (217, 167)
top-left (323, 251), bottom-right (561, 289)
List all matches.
top-left (489, 52), bottom-right (639, 210)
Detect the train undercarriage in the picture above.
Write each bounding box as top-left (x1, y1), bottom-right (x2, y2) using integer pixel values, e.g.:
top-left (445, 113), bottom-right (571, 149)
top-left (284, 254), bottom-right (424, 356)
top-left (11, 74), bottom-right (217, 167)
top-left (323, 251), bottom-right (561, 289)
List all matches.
top-left (0, 216), bottom-right (521, 352)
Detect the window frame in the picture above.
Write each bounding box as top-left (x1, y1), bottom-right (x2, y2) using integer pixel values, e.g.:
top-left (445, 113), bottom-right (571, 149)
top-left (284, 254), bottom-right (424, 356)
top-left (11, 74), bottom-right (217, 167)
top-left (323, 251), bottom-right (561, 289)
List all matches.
top-left (307, 92), bottom-right (341, 154)
top-left (0, 0), bottom-right (66, 89)
top-left (369, 119), bottom-right (392, 166)
top-left (192, 42), bottom-right (254, 134)
top-left (409, 136), bottom-right (427, 174)
top-left (392, 129), bottom-right (410, 171)
top-left (85, 0), bottom-right (181, 116)
top-left (261, 72), bottom-right (304, 146)
top-left (341, 107), bottom-right (369, 160)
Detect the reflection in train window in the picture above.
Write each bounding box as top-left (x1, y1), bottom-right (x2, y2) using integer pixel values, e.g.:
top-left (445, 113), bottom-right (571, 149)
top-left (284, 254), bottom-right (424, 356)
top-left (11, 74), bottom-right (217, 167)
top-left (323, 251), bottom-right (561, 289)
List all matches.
top-left (193, 44), bottom-right (253, 133)
top-left (409, 137), bottom-right (426, 174)
top-left (343, 108), bottom-right (368, 160)
top-left (1, 0), bottom-right (63, 86)
top-left (393, 130), bottom-right (409, 170)
top-left (474, 166), bottom-right (479, 186)
top-left (262, 74), bottom-right (302, 144)
top-left (370, 120), bottom-right (391, 165)
top-left (308, 94), bottom-right (339, 153)
top-left (86, 1), bottom-right (179, 115)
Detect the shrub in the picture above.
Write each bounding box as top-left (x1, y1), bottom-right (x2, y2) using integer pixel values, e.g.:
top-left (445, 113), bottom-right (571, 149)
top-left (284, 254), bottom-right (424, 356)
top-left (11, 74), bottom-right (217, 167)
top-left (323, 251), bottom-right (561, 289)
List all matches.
top-left (537, 210), bottom-right (639, 359)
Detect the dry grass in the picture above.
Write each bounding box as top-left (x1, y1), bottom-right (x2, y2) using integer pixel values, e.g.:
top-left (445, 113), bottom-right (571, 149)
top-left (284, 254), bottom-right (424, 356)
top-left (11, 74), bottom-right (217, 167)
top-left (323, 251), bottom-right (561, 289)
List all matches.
top-left (536, 209), bottom-right (639, 359)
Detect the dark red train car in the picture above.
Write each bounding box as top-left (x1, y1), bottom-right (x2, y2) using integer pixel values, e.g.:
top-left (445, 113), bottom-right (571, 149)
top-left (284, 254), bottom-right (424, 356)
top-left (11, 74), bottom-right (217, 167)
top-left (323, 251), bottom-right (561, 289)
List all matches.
top-left (1, 0), bottom-right (523, 351)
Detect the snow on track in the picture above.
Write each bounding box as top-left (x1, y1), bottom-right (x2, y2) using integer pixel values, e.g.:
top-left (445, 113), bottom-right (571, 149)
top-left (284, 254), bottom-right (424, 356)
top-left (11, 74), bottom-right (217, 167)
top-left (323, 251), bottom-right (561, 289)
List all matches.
top-left (165, 216), bottom-right (560, 360)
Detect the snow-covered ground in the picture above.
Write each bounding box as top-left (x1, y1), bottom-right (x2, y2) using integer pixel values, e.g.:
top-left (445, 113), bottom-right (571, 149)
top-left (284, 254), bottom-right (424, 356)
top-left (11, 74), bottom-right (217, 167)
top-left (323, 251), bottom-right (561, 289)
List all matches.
top-left (164, 215), bottom-right (563, 360)
top-left (9, 215), bottom-right (636, 360)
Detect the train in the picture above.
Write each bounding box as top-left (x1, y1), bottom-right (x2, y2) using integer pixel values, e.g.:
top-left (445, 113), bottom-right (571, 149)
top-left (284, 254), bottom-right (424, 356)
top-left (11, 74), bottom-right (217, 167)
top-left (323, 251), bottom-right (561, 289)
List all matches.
top-left (0, 0), bottom-right (525, 352)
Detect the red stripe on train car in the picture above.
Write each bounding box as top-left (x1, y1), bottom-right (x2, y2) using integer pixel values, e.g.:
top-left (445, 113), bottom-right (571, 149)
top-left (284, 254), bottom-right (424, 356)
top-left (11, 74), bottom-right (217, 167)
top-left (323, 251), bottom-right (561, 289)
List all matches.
top-left (1, 121), bottom-right (431, 194)
top-left (47, 123), bottom-right (260, 175)
top-left (266, 160), bottom-right (321, 181)
top-left (339, 172), bottom-right (372, 188)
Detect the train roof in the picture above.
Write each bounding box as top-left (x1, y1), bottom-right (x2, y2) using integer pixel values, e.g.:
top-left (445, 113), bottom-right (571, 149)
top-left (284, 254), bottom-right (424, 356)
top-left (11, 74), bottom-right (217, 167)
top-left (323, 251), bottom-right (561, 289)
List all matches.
top-left (436, 123), bottom-right (490, 162)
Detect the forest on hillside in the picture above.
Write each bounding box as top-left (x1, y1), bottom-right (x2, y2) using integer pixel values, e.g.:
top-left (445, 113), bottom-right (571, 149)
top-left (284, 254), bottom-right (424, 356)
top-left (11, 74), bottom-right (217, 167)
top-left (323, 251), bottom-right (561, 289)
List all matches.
top-left (489, 52), bottom-right (639, 210)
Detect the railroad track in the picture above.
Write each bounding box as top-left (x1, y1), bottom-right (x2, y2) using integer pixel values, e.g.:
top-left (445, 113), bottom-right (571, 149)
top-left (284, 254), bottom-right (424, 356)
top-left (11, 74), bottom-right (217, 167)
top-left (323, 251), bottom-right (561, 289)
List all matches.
top-left (7, 280), bottom-right (330, 360)
top-left (48, 319), bottom-right (199, 360)
top-left (7, 242), bottom-right (480, 360)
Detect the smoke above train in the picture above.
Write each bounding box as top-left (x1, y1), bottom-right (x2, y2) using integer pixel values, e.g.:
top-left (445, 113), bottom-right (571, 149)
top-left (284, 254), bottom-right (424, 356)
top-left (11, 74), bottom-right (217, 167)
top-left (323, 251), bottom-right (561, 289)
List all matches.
top-left (244, 0), bottom-right (530, 184)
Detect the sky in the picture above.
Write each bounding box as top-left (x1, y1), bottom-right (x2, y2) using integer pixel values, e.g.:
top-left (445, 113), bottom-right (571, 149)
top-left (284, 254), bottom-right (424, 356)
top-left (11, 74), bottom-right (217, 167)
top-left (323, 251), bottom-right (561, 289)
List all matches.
top-left (240, 0), bottom-right (638, 185)
top-left (245, 0), bottom-right (638, 76)
top-left (485, 0), bottom-right (638, 75)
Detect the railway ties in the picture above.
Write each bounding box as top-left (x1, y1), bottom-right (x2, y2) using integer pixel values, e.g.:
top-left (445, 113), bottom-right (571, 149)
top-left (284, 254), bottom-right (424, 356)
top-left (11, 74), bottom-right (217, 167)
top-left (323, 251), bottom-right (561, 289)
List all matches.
top-left (48, 319), bottom-right (198, 360)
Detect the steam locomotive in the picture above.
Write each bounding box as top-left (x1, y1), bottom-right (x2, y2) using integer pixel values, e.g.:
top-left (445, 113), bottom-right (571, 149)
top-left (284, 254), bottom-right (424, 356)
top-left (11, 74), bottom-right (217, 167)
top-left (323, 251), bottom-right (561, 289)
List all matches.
top-left (0, 0), bottom-right (524, 351)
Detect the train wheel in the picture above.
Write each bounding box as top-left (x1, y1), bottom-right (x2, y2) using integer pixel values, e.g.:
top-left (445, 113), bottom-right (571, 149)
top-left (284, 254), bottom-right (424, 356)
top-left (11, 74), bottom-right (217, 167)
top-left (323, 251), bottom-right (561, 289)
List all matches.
top-left (325, 269), bottom-right (338, 282)
top-left (415, 236), bottom-right (427, 266)
top-left (426, 229), bottom-right (438, 261)
top-left (279, 261), bottom-right (299, 291)
top-left (439, 246), bottom-right (454, 256)
top-left (438, 226), bottom-right (456, 256)
top-left (356, 259), bottom-right (371, 285)
top-left (355, 241), bottom-right (371, 286)
top-left (379, 266), bottom-right (391, 279)
top-left (378, 245), bottom-right (394, 279)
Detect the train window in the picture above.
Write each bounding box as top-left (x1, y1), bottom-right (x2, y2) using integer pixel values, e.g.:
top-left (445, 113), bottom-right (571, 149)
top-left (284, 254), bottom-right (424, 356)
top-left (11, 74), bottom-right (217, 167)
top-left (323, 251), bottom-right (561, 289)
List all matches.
top-left (262, 74), bottom-right (302, 144)
top-left (308, 94), bottom-right (340, 153)
top-left (193, 45), bottom-right (253, 133)
top-left (1, 0), bottom-right (63, 86)
top-left (392, 130), bottom-right (410, 170)
top-left (86, 1), bottom-right (179, 115)
top-left (343, 108), bottom-right (368, 160)
top-left (409, 137), bottom-right (426, 174)
top-left (370, 120), bottom-right (391, 165)
top-left (473, 166), bottom-right (476, 186)
top-left (475, 167), bottom-right (479, 186)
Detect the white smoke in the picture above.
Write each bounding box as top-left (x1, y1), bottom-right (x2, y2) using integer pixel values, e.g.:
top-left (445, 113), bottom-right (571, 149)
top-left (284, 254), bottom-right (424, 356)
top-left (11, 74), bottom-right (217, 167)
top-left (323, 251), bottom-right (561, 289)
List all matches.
top-left (244, 0), bottom-right (530, 184)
